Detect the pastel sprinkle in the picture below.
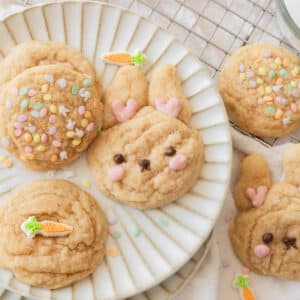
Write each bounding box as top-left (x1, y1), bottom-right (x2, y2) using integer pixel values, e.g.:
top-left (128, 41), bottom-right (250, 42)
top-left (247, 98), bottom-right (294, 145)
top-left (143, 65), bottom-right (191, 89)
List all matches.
top-left (291, 103), bottom-right (298, 112)
top-left (282, 98), bottom-right (288, 106)
top-left (275, 108), bottom-right (283, 119)
top-left (248, 80), bottom-right (256, 88)
top-left (11, 87), bottom-right (18, 96)
top-left (52, 140), bottom-right (61, 147)
top-left (14, 122), bottom-right (22, 129)
top-left (108, 247), bottom-right (118, 257)
top-left (41, 134), bottom-right (48, 143)
top-left (49, 105), bottom-right (57, 114)
top-left (71, 86), bottom-right (79, 95)
top-left (31, 110), bottom-right (40, 118)
top-left (49, 115), bottom-right (57, 123)
top-left (239, 64), bottom-right (245, 72)
top-left (112, 231), bottom-right (121, 239)
top-left (67, 119), bottom-right (75, 130)
top-left (263, 51), bottom-right (271, 58)
top-left (272, 85), bottom-right (282, 93)
top-left (78, 106), bottom-right (85, 115)
top-left (86, 123), bottom-right (94, 132)
top-left (24, 146), bottom-right (33, 153)
top-left (266, 106), bottom-right (276, 115)
top-left (133, 227), bottom-right (140, 237)
top-left (81, 119), bottom-right (88, 128)
top-left (36, 145), bottom-right (46, 152)
top-left (258, 67), bottom-right (266, 76)
top-left (75, 128), bottom-right (84, 138)
top-left (19, 87), bottom-right (28, 96)
top-left (6, 99), bottom-right (13, 109)
top-left (18, 114), bottom-right (27, 122)
top-left (279, 68), bottom-right (288, 77)
top-left (256, 78), bottom-right (263, 85)
top-left (21, 99), bottom-right (29, 109)
top-left (59, 151), bottom-right (68, 160)
top-left (33, 134), bottom-right (40, 143)
top-left (265, 86), bottom-right (272, 94)
top-left (258, 86), bottom-right (265, 95)
top-left (271, 63), bottom-right (278, 69)
top-left (159, 217), bottom-right (169, 227)
top-left (24, 133), bottom-right (32, 143)
top-left (291, 81), bottom-right (297, 87)
top-left (288, 83), bottom-right (294, 91)
top-left (40, 108), bottom-right (47, 118)
top-left (275, 57), bottom-right (282, 65)
top-left (283, 116), bottom-right (291, 125)
top-left (0, 155), bottom-right (6, 163)
top-left (239, 73), bottom-right (246, 80)
top-left (72, 139), bottom-right (81, 146)
top-left (268, 70), bottom-right (275, 79)
top-left (57, 78), bottom-right (67, 88)
top-left (14, 129), bottom-right (22, 137)
top-left (44, 94), bottom-right (52, 101)
top-left (1, 138), bottom-right (9, 147)
top-left (28, 89), bottom-right (37, 97)
top-left (83, 79), bottom-right (93, 87)
top-left (82, 180), bottom-right (91, 189)
top-left (34, 102), bottom-right (43, 110)
top-left (41, 84), bottom-right (49, 93)
top-left (48, 126), bottom-right (57, 135)
top-left (26, 124), bottom-right (36, 133)
top-left (246, 70), bottom-right (255, 78)
top-left (292, 90), bottom-right (299, 98)
top-left (66, 131), bottom-right (75, 138)
top-left (257, 98), bottom-right (264, 105)
top-left (58, 105), bottom-right (69, 116)
top-left (45, 74), bottom-right (54, 83)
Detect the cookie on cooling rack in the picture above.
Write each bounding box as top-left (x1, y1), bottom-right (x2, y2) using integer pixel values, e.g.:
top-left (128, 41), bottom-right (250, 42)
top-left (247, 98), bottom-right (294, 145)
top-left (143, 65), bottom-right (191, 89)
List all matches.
top-left (0, 179), bottom-right (107, 289)
top-left (0, 64), bottom-right (102, 170)
top-left (88, 105), bottom-right (203, 209)
top-left (219, 43), bottom-right (300, 137)
top-left (102, 65), bottom-right (148, 129)
top-left (230, 144), bottom-right (300, 280)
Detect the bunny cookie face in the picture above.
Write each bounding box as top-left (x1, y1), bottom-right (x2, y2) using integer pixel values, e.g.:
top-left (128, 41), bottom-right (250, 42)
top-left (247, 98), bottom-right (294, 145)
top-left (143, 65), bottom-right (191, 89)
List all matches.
top-left (230, 145), bottom-right (300, 280)
top-left (87, 107), bottom-right (203, 209)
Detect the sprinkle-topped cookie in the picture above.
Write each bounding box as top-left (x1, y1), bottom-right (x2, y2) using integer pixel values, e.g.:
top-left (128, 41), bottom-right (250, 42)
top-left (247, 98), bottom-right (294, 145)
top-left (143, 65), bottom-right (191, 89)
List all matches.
top-left (0, 65), bottom-right (103, 170)
top-left (219, 43), bottom-right (300, 137)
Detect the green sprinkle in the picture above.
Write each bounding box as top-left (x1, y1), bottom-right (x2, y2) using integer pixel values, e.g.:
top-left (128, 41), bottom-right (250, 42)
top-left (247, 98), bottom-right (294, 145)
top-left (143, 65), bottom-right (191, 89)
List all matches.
top-left (268, 70), bottom-right (275, 79)
top-left (71, 85), bottom-right (79, 95)
top-left (159, 217), bottom-right (169, 227)
top-left (83, 79), bottom-right (93, 87)
top-left (133, 227), bottom-right (140, 237)
top-left (288, 83), bottom-right (294, 91)
top-left (266, 106), bottom-right (276, 115)
top-left (235, 274), bottom-right (249, 289)
top-left (112, 231), bottom-right (121, 239)
top-left (279, 68), bottom-right (288, 77)
top-left (131, 50), bottom-right (146, 66)
top-left (33, 102), bottom-right (43, 110)
top-left (19, 86), bottom-right (28, 96)
top-left (20, 99), bottom-right (29, 110)
top-left (97, 122), bottom-right (102, 132)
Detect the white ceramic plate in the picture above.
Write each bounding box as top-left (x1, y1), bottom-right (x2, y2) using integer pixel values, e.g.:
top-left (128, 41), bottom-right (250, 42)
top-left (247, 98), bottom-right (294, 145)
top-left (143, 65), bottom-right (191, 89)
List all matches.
top-left (0, 1), bottom-right (232, 299)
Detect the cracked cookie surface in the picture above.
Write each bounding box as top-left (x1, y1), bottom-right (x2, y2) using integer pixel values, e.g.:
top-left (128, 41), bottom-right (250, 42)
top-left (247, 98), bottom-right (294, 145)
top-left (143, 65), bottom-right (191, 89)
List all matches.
top-left (0, 179), bottom-right (107, 289)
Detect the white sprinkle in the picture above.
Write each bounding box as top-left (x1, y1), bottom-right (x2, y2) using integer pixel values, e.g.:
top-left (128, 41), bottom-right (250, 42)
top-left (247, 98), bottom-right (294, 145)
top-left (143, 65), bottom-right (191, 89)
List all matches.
top-left (59, 151), bottom-right (68, 160)
top-left (246, 70), bottom-right (254, 78)
top-left (272, 85), bottom-right (282, 93)
top-left (45, 74), bottom-right (54, 83)
top-left (263, 51), bottom-right (271, 58)
top-left (282, 116), bottom-right (291, 125)
top-left (66, 119), bottom-right (75, 130)
top-left (75, 128), bottom-right (84, 138)
top-left (57, 78), bottom-right (67, 88)
top-left (236, 78), bottom-right (243, 85)
top-left (1, 137), bottom-right (9, 147)
top-left (249, 80), bottom-right (257, 88)
top-left (58, 105), bottom-right (70, 117)
top-left (31, 110), bottom-right (40, 118)
top-left (79, 88), bottom-right (87, 98)
top-left (239, 64), bottom-right (245, 72)
top-left (282, 98), bottom-right (288, 106)
top-left (5, 99), bottom-right (13, 110)
top-left (26, 123), bottom-right (36, 133)
top-left (48, 126), bottom-right (56, 135)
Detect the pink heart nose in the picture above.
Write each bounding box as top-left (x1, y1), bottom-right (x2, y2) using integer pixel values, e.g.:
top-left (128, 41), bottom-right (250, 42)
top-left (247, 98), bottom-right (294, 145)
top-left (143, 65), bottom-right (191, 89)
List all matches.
top-left (246, 185), bottom-right (268, 208)
top-left (169, 154), bottom-right (187, 171)
top-left (254, 244), bottom-right (270, 258)
top-left (154, 97), bottom-right (182, 118)
top-left (111, 99), bottom-right (138, 122)
top-left (107, 165), bottom-right (125, 182)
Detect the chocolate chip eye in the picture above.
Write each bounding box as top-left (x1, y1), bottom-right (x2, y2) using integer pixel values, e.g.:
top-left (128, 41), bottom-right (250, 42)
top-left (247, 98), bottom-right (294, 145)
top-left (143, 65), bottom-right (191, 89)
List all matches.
top-left (165, 146), bottom-right (176, 156)
top-left (282, 236), bottom-right (297, 250)
top-left (262, 233), bottom-right (273, 244)
top-left (138, 159), bottom-right (150, 172)
top-left (113, 153), bottom-right (125, 164)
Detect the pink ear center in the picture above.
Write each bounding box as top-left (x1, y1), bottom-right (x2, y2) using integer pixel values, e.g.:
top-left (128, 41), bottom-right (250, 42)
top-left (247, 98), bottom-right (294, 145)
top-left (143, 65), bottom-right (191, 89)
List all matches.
top-left (154, 97), bottom-right (182, 118)
top-left (245, 185), bottom-right (268, 208)
top-left (254, 244), bottom-right (270, 258)
top-left (111, 99), bottom-right (138, 122)
top-left (169, 154), bottom-right (187, 171)
top-left (107, 165), bottom-right (125, 182)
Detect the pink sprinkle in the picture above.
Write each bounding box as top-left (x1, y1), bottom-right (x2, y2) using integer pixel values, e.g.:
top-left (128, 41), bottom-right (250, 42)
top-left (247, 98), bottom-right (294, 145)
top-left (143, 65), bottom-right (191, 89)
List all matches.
top-left (52, 140), bottom-right (61, 147)
top-left (78, 105), bottom-right (85, 115)
top-left (24, 146), bottom-right (32, 153)
top-left (28, 89), bottom-right (37, 97)
top-left (86, 122), bottom-right (94, 132)
top-left (275, 96), bottom-right (282, 104)
top-left (263, 51), bottom-right (271, 58)
top-left (291, 103), bottom-right (298, 112)
top-left (18, 114), bottom-right (27, 122)
top-left (11, 87), bottom-right (18, 96)
top-left (49, 115), bottom-right (57, 123)
top-left (41, 133), bottom-right (48, 143)
top-left (14, 122), bottom-right (22, 129)
top-left (282, 98), bottom-right (288, 106)
top-left (14, 128), bottom-right (22, 137)
top-left (40, 108), bottom-right (47, 118)
top-left (257, 98), bottom-right (264, 105)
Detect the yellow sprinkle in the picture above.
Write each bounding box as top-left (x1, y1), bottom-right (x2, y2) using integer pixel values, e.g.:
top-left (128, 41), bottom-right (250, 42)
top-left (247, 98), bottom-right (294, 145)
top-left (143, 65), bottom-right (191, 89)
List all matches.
top-left (275, 57), bottom-right (282, 65)
top-left (275, 108), bottom-right (283, 120)
top-left (81, 119), bottom-right (88, 128)
top-left (256, 78), bottom-right (264, 85)
top-left (82, 180), bottom-right (91, 189)
top-left (0, 155), bottom-right (6, 162)
top-left (24, 132), bottom-right (32, 143)
top-left (43, 94), bottom-right (52, 101)
top-left (239, 73), bottom-right (246, 80)
top-left (33, 134), bottom-right (40, 143)
top-left (270, 63), bottom-right (278, 70)
top-left (3, 159), bottom-right (13, 168)
top-left (72, 139), bottom-right (81, 146)
top-left (258, 67), bottom-right (266, 76)
top-left (66, 131), bottom-right (75, 138)
top-left (36, 145), bottom-right (46, 152)
top-left (291, 80), bottom-right (297, 87)
top-left (42, 84), bottom-right (49, 93)
top-left (258, 86), bottom-right (265, 95)
top-left (265, 86), bottom-right (272, 94)
top-left (49, 104), bottom-right (57, 113)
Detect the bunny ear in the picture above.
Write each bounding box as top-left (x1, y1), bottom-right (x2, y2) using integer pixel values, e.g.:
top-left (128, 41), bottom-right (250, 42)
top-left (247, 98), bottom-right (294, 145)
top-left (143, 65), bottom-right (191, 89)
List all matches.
top-left (102, 65), bottom-right (148, 129)
top-left (283, 144), bottom-right (300, 186)
top-left (148, 65), bottom-right (191, 124)
top-left (234, 154), bottom-right (271, 211)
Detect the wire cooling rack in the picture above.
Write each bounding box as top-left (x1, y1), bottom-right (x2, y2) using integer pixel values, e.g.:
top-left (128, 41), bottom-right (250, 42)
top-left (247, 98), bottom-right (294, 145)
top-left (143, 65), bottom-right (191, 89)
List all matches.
top-left (17, 0), bottom-right (300, 147)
